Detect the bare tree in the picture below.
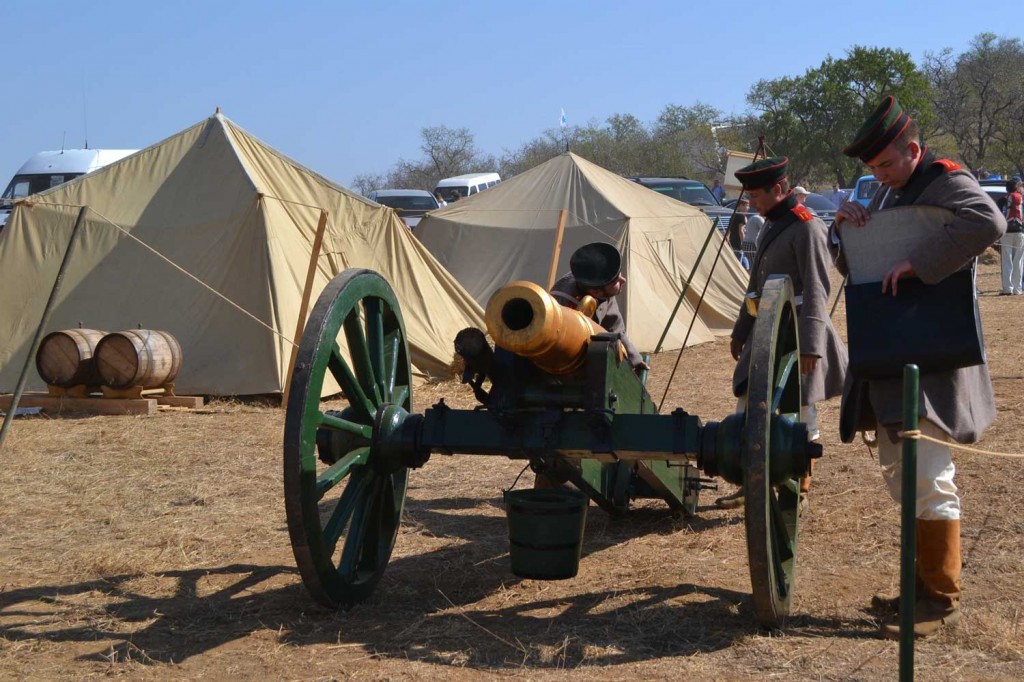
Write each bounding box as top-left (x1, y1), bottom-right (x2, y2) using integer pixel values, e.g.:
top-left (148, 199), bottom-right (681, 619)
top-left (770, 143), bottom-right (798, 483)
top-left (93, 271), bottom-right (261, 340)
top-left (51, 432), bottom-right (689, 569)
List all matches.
top-left (925, 34), bottom-right (1024, 173)
top-left (350, 173), bottom-right (385, 197)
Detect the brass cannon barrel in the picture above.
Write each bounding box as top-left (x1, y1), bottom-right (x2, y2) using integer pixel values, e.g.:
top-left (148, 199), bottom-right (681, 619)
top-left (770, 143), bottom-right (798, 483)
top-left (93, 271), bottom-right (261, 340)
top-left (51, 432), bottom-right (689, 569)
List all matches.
top-left (484, 281), bottom-right (605, 375)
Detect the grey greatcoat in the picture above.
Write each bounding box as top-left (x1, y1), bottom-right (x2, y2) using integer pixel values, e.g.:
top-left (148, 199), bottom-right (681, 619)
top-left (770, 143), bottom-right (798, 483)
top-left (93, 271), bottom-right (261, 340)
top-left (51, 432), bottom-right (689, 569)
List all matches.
top-left (833, 154), bottom-right (1006, 443)
top-left (550, 272), bottom-right (644, 368)
top-left (732, 196), bottom-right (848, 404)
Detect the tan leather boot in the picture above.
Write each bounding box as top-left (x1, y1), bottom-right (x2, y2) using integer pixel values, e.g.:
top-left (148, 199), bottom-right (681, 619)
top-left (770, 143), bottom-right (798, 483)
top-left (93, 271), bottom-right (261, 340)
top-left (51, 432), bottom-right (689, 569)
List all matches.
top-left (882, 519), bottom-right (962, 639)
top-left (798, 462), bottom-right (812, 515)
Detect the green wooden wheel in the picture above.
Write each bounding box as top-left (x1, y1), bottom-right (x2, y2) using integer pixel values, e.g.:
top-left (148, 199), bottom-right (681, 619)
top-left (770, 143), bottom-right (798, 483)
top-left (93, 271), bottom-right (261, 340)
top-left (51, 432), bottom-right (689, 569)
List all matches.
top-left (284, 269), bottom-right (412, 608)
top-left (743, 276), bottom-right (802, 629)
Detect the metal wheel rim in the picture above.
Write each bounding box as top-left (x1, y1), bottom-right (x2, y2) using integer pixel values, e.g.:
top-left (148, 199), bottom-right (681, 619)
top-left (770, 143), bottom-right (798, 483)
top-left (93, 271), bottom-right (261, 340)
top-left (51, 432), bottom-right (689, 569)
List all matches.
top-left (743, 276), bottom-right (801, 628)
top-left (283, 269), bottom-right (412, 608)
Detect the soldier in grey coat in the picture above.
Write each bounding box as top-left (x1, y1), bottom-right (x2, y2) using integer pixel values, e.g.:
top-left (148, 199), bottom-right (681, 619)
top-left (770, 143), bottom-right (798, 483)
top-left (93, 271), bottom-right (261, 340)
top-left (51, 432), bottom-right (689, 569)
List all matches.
top-left (716, 156), bottom-right (848, 510)
top-left (832, 95), bottom-right (1006, 639)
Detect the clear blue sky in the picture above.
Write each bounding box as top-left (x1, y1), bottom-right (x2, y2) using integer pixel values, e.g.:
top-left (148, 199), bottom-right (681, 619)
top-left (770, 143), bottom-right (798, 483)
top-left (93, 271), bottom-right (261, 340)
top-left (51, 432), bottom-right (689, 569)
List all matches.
top-left (0, 1), bottom-right (1003, 189)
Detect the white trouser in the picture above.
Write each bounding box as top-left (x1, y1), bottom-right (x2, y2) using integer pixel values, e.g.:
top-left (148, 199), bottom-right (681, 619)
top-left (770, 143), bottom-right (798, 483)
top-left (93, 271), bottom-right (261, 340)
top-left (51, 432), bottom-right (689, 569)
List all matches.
top-left (876, 418), bottom-right (959, 520)
top-left (1000, 232), bottom-right (1024, 294)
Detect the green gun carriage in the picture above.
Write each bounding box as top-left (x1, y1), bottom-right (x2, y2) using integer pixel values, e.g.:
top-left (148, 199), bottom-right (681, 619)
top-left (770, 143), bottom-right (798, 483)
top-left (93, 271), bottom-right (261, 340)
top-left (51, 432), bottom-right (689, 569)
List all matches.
top-left (283, 268), bottom-right (820, 628)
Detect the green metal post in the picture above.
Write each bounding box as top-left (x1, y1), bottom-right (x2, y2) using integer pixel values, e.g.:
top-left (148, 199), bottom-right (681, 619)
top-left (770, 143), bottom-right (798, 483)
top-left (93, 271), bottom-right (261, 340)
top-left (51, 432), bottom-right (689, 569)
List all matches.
top-left (638, 353), bottom-right (650, 387)
top-left (899, 364), bottom-right (919, 682)
top-left (0, 206), bottom-right (89, 454)
top-left (653, 217), bottom-right (719, 354)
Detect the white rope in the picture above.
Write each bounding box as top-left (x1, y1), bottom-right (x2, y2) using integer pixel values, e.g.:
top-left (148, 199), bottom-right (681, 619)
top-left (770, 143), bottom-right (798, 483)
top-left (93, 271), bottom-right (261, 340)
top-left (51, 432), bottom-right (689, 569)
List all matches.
top-left (26, 200), bottom-right (301, 349)
top-left (898, 429), bottom-right (1024, 459)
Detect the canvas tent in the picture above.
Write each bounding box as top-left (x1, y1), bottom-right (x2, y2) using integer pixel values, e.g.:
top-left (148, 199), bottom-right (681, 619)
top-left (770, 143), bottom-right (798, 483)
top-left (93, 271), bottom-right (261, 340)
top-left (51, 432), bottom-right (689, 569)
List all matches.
top-left (0, 112), bottom-right (484, 395)
top-left (416, 152), bottom-right (748, 352)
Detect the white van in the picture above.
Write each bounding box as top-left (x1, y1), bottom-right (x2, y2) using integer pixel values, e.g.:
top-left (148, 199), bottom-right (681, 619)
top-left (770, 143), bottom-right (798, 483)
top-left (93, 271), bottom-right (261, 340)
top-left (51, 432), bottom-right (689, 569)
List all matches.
top-left (1, 148), bottom-right (138, 227)
top-left (434, 172), bottom-right (501, 202)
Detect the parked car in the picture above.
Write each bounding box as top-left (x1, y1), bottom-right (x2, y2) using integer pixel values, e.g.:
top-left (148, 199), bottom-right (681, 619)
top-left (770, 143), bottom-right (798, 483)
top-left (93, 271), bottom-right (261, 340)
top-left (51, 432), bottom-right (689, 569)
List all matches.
top-left (367, 189), bottom-right (440, 230)
top-left (434, 172), bottom-right (501, 202)
top-left (725, 192), bottom-right (836, 225)
top-left (980, 183), bottom-right (1008, 210)
top-left (626, 176), bottom-right (733, 228)
top-left (802, 192), bottom-right (838, 225)
top-left (852, 175), bottom-right (880, 207)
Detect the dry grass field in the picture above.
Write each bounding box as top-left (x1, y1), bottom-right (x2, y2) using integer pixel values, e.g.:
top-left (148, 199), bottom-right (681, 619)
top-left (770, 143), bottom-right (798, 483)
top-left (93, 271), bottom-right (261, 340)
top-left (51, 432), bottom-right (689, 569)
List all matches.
top-left (1, 259), bottom-right (1022, 681)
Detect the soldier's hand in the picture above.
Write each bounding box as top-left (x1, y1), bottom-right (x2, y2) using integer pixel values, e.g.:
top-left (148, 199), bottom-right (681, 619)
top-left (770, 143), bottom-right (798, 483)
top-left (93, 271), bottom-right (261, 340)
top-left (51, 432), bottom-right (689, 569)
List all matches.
top-left (834, 201), bottom-right (871, 230)
top-left (799, 354), bottom-right (819, 375)
top-left (881, 260), bottom-right (916, 296)
top-left (730, 337), bottom-right (744, 361)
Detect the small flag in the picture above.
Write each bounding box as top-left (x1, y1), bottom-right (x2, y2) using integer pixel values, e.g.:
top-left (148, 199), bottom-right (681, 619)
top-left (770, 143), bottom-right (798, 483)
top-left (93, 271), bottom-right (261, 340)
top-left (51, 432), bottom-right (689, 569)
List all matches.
top-left (559, 108), bottom-right (568, 129)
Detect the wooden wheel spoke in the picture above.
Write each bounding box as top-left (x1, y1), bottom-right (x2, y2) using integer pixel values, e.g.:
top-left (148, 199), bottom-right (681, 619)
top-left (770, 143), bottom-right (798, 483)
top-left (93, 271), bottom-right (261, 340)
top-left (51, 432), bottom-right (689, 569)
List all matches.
top-left (322, 467), bottom-right (372, 554)
top-left (383, 331), bottom-right (401, 401)
top-left (768, 489), bottom-right (795, 565)
top-left (328, 344), bottom-right (375, 420)
top-left (315, 447), bottom-right (370, 499)
top-left (338, 475), bottom-right (382, 580)
top-left (392, 384), bottom-right (409, 409)
top-left (318, 411), bottom-right (373, 439)
top-left (770, 351), bottom-right (798, 414)
top-left (344, 311), bottom-right (383, 406)
top-left (363, 298), bottom-right (387, 402)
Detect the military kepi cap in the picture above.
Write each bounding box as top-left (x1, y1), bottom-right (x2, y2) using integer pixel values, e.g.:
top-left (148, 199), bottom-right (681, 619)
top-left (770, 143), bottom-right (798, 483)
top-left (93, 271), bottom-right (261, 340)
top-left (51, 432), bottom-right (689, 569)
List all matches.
top-left (570, 242), bottom-right (621, 289)
top-left (734, 157), bottom-right (789, 191)
top-left (843, 95), bottom-right (912, 162)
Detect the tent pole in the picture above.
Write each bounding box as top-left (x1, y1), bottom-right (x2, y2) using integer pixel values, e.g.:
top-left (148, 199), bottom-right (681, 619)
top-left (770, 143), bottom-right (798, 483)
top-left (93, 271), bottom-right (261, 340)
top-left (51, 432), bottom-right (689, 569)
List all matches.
top-left (282, 209), bottom-right (329, 409)
top-left (545, 209), bottom-right (568, 289)
top-left (0, 206), bottom-right (89, 454)
top-left (653, 218), bottom-right (718, 354)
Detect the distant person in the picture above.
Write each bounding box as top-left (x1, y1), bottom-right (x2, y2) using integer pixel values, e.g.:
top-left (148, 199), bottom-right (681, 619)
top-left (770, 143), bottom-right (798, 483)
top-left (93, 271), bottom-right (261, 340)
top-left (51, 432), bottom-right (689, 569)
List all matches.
top-left (434, 191), bottom-right (447, 207)
top-left (711, 179), bottom-right (724, 203)
top-left (746, 209), bottom-right (766, 248)
top-left (828, 182), bottom-right (848, 208)
top-left (447, 191), bottom-right (460, 203)
top-left (792, 186), bottom-right (817, 215)
top-left (1000, 179), bottom-right (1023, 295)
top-left (728, 198), bottom-right (750, 269)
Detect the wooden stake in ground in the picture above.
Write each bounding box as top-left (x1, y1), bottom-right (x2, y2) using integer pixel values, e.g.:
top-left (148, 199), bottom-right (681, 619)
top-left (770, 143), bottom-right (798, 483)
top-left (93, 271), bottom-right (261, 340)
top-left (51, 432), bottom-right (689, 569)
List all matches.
top-left (0, 205), bottom-right (89, 453)
top-left (282, 209), bottom-right (329, 408)
top-left (545, 209), bottom-right (568, 289)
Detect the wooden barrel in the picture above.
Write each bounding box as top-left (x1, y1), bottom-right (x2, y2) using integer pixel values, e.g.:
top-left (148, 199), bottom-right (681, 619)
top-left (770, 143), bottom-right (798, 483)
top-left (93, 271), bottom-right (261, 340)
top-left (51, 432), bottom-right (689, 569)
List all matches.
top-left (95, 330), bottom-right (183, 389)
top-left (35, 329), bottom-right (108, 387)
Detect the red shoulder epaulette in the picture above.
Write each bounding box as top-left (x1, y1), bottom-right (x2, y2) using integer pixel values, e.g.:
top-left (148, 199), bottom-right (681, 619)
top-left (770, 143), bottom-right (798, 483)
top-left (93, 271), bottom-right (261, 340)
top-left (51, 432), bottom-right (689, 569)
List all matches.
top-left (792, 204), bottom-right (814, 222)
top-left (934, 158), bottom-right (961, 172)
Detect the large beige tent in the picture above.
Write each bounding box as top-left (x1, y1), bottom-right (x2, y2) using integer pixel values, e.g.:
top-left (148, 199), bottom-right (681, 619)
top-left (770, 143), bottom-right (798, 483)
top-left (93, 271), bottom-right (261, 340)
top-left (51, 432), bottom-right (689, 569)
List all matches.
top-left (0, 113), bottom-right (484, 395)
top-left (416, 152), bottom-right (747, 352)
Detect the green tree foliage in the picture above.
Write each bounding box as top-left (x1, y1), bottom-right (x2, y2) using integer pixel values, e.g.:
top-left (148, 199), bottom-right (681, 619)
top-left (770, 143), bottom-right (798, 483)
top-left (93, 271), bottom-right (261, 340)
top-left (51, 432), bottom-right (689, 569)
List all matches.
top-left (748, 46), bottom-right (932, 187)
top-left (925, 33), bottom-right (1024, 175)
top-left (359, 42), bottom-right (1024, 194)
top-left (497, 103), bottom-right (755, 186)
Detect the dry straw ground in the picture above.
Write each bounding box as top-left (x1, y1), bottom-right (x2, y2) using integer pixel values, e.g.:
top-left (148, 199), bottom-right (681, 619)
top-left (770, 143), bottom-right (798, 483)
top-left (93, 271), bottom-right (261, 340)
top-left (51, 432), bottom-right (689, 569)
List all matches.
top-left (1, 260), bottom-right (1022, 681)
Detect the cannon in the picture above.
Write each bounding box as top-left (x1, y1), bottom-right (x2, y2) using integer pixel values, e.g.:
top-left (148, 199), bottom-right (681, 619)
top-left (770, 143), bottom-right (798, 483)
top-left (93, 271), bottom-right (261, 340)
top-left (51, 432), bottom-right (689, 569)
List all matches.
top-left (283, 269), bottom-right (820, 628)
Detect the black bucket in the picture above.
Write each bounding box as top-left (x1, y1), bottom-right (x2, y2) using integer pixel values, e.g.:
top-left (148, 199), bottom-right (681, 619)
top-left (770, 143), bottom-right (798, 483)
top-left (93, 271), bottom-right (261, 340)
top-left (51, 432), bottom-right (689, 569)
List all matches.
top-left (504, 488), bottom-right (588, 580)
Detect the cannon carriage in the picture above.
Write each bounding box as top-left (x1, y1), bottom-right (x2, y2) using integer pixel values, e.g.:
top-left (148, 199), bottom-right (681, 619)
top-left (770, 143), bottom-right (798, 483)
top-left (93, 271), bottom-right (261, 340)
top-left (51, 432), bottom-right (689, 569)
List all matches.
top-left (283, 268), bottom-right (820, 628)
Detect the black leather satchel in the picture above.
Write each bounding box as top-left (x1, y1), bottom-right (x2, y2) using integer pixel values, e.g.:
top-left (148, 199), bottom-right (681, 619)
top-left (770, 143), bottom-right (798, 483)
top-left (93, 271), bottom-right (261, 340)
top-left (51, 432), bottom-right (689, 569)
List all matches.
top-left (845, 267), bottom-right (985, 380)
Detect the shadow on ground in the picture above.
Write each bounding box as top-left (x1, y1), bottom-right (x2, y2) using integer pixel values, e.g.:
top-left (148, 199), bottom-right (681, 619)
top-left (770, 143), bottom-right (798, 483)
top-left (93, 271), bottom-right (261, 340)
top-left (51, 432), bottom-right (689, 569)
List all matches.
top-left (0, 495), bottom-right (874, 669)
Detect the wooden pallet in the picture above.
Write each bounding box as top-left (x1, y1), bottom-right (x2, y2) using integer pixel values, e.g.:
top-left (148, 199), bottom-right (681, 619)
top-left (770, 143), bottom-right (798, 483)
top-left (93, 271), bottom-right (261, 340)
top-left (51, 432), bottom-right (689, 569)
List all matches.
top-left (2, 384), bottom-right (204, 416)
top-left (1, 392), bottom-right (156, 416)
